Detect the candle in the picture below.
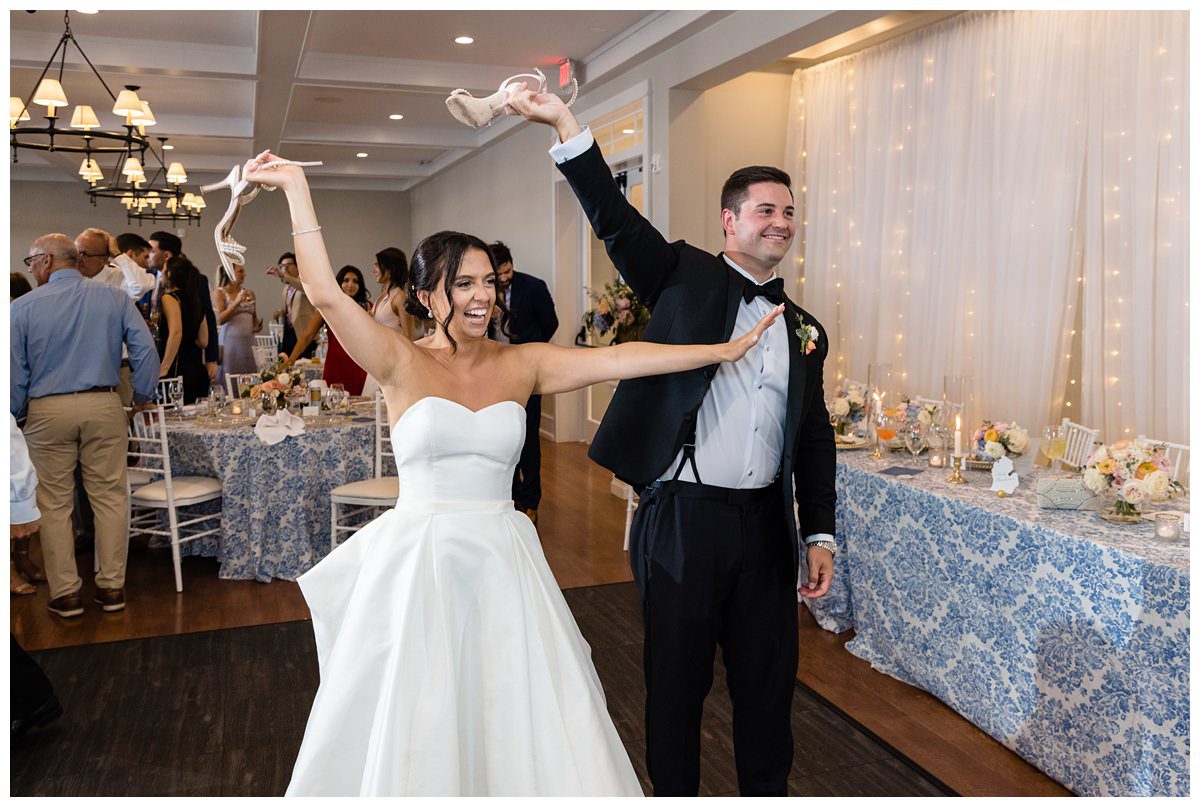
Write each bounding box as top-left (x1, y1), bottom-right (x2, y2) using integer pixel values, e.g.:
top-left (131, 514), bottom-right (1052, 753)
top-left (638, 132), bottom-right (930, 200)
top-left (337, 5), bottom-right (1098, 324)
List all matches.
top-left (231, 400), bottom-right (243, 415)
top-left (1154, 513), bottom-right (1182, 541)
top-left (954, 414), bottom-right (963, 457)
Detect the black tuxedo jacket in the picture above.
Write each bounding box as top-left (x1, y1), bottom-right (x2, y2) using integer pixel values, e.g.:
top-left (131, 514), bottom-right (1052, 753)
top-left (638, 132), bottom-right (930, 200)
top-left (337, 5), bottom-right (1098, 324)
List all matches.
top-left (557, 140), bottom-right (836, 571)
top-left (492, 271), bottom-right (559, 345)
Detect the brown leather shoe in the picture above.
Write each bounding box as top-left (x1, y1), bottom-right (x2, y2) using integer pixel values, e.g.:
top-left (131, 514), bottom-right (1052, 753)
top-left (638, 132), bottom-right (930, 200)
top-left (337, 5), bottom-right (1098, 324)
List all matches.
top-left (93, 587), bottom-right (126, 612)
top-left (48, 593), bottom-right (84, 618)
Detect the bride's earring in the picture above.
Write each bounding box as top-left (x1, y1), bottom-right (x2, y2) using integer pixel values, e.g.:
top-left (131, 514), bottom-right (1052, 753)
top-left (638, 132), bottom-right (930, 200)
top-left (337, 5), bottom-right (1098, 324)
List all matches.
top-left (445, 67), bottom-right (577, 129)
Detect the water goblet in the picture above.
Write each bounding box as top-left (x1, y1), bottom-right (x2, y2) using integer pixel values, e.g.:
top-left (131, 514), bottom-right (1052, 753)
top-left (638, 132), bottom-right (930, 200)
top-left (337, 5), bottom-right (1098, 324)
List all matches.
top-left (902, 421), bottom-right (927, 466)
top-left (1042, 424), bottom-right (1066, 470)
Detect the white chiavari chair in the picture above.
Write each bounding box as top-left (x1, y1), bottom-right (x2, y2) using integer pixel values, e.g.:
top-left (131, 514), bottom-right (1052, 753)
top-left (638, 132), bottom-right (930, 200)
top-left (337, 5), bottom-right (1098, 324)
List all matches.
top-left (1059, 417), bottom-right (1101, 471)
top-left (225, 373), bottom-right (259, 400)
top-left (127, 406), bottom-right (223, 592)
top-left (329, 392), bottom-right (399, 549)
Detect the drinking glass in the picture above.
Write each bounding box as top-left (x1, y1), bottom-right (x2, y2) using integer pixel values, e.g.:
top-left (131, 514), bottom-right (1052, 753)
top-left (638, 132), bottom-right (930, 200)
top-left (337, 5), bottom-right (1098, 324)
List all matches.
top-left (1043, 425), bottom-right (1066, 470)
top-left (260, 392), bottom-right (279, 416)
top-left (210, 387), bottom-right (227, 412)
top-left (329, 383), bottom-right (347, 413)
top-left (168, 379), bottom-right (184, 412)
top-left (902, 421), bottom-right (927, 466)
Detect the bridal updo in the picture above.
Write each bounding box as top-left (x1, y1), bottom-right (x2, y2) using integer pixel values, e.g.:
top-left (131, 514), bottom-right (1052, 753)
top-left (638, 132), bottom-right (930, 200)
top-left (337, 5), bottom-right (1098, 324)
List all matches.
top-left (406, 230), bottom-right (511, 351)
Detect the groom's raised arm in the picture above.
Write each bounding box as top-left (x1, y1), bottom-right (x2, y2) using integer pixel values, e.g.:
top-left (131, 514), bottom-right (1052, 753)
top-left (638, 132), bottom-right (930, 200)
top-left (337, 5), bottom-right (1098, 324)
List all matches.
top-left (505, 88), bottom-right (678, 308)
top-left (552, 131), bottom-right (677, 307)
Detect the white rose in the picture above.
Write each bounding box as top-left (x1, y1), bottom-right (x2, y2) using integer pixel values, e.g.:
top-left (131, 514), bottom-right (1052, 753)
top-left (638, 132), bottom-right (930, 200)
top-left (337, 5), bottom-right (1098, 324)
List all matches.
top-left (1083, 467), bottom-right (1109, 495)
top-left (1089, 445), bottom-right (1110, 463)
top-left (917, 409), bottom-right (933, 426)
top-left (1120, 479), bottom-right (1147, 505)
top-left (984, 440), bottom-right (1006, 459)
top-left (848, 387), bottom-right (865, 406)
top-left (1006, 428), bottom-right (1029, 455)
top-left (831, 398), bottom-right (851, 418)
top-left (277, 372), bottom-right (292, 386)
top-left (1145, 470), bottom-right (1172, 499)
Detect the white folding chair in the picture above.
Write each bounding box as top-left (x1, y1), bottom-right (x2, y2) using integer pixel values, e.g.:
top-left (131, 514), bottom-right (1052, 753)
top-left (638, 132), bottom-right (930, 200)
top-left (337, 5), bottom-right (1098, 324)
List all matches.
top-left (268, 322), bottom-right (284, 345)
top-left (1138, 435), bottom-right (1189, 486)
top-left (1059, 417), bottom-right (1100, 471)
top-left (225, 373), bottom-right (258, 400)
top-left (127, 406), bottom-right (223, 592)
top-left (329, 392), bottom-right (399, 549)
top-left (251, 345), bottom-right (276, 371)
top-left (254, 334), bottom-right (277, 351)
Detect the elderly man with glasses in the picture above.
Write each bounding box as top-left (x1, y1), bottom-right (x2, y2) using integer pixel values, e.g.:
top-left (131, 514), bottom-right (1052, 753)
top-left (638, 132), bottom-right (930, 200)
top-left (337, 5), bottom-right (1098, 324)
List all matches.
top-left (11, 233), bottom-right (158, 619)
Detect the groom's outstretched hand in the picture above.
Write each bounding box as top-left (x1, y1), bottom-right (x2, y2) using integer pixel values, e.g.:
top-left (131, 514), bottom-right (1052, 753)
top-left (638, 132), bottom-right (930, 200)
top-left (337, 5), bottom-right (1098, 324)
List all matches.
top-left (799, 546), bottom-right (834, 598)
top-left (505, 83), bottom-right (583, 144)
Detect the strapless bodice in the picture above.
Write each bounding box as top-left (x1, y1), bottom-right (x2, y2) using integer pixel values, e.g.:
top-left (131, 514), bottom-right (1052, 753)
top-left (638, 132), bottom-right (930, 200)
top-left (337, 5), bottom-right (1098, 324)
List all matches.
top-left (389, 396), bottom-right (525, 504)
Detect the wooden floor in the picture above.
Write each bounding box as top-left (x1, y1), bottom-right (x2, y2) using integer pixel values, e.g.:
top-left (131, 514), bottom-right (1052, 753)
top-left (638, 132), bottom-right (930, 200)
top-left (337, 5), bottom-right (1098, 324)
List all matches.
top-left (10, 439), bottom-right (1070, 797)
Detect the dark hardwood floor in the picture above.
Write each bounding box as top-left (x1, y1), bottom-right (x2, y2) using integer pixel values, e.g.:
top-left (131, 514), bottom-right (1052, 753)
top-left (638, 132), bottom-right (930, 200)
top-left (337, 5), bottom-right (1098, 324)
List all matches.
top-left (9, 439), bottom-right (1070, 796)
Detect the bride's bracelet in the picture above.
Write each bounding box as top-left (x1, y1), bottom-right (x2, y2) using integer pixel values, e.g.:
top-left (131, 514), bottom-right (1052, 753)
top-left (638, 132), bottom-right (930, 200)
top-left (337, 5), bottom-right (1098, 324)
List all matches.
top-left (291, 225), bottom-right (322, 236)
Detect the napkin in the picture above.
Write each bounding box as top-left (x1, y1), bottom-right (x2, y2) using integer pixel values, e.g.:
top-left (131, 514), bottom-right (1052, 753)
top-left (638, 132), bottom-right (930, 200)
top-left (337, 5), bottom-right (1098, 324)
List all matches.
top-left (254, 410), bottom-right (306, 445)
top-left (879, 466), bottom-right (923, 476)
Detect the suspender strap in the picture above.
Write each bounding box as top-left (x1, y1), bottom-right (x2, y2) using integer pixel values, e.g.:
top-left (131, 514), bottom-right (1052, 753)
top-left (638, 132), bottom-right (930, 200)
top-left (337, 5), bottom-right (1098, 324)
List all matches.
top-left (670, 421), bottom-right (702, 484)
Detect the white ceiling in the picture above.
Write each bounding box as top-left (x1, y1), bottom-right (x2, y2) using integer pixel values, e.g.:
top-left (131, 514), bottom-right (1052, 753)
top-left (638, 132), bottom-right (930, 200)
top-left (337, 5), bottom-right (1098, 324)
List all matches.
top-left (8, 9), bottom-right (729, 193)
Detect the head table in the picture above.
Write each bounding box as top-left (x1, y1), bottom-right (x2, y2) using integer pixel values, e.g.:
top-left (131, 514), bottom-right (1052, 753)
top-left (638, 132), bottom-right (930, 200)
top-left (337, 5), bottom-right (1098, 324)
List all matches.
top-left (159, 405), bottom-right (391, 582)
top-left (803, 449), bottom-right (1189, 797)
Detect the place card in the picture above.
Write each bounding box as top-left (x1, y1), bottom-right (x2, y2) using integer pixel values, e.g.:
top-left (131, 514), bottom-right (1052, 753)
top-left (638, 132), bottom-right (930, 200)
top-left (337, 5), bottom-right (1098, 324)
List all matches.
top-left (302, 405), bottom-right (320, 418)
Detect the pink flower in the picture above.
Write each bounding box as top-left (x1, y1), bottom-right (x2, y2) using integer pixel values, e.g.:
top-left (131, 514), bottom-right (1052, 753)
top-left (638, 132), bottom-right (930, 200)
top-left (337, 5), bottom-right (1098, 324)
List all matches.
top-left (805, 341), bottom-right (816, 355)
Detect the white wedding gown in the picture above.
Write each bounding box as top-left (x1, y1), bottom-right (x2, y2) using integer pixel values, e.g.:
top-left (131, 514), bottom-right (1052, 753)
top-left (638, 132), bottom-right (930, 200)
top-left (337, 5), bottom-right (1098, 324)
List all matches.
top-left (286, 396), bottom-right (643, 796)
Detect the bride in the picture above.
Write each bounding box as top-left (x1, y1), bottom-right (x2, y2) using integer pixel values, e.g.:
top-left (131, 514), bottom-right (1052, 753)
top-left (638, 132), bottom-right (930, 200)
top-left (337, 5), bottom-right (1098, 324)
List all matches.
top-left (242, 151), bottom-right (783, 796)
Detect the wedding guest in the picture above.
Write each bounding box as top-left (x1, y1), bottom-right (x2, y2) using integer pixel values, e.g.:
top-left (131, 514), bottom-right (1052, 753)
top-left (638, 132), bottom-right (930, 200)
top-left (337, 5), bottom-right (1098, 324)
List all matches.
top-left (11, 233), bottom-right (158, 618)
top-left (149, 231), bottom-right (219, 381)
top-left (321, 265), bottom-right (369, 395)
top-left (75, 228), bottom-right (155, 300)
top-left (10, 271), bottom-right (32, 300)
top-left (157, 255), bottom-right (211, 403)
top-left (361, 246), bottom-right (410, 398)
top-left (269, 252), bottom-right (322, 364)
top-left (11, 413), bottom-right (62, 742)
top-left (487, 241), bottom-right (558, 524)
top-left (213, 261), bottom-right (262, 385)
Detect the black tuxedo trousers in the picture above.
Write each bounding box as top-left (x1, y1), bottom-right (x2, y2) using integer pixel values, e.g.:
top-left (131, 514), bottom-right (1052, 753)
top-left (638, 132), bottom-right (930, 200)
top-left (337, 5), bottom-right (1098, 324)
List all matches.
top-left (629, 474), bottom-right (797, 796)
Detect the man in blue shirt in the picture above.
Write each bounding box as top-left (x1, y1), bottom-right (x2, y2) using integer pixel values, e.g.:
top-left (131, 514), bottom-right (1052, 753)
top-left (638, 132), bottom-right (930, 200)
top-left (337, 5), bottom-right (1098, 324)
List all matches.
top-left (11, 233), bottom-right (158, 618)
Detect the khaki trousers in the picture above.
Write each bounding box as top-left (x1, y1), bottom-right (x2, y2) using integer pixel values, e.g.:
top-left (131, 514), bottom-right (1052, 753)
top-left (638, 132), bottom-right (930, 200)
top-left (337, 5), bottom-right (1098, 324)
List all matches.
top-left (117, 365), bottom-right (133, 408)
top-left (24, 391), bottom-right (128, 599)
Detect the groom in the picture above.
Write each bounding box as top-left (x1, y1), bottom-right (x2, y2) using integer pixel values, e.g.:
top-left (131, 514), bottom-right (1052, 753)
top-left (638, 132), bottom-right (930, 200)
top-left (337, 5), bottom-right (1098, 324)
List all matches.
top-left (510, 92), bottom-right (836, 795)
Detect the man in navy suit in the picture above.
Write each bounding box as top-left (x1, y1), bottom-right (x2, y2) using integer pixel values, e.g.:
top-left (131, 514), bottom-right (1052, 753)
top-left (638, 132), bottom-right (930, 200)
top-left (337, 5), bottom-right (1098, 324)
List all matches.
top-left (488, 241), bottom-right (558, 523)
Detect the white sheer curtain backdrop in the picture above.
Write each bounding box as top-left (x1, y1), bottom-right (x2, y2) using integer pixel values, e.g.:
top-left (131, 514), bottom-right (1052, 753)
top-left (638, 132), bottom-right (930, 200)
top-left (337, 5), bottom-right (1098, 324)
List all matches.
top-left (787, 10), bottom-right (1188, 444)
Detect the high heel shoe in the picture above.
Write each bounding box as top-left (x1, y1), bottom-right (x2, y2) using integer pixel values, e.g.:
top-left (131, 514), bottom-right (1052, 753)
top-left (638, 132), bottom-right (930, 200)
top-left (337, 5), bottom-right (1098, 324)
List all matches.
top-left (13, 541), bottom-right (45, 583)
top-left (202, 160), bottom-right (323, 278)
top-left (11, 562), bottom-right (36, 596)
top-left (446, 67), bottom-right (578, 129)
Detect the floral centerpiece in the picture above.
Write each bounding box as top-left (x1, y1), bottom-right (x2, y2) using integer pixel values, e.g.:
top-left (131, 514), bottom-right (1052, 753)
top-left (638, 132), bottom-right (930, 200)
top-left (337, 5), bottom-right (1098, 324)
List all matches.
top-left (898, 397), bottom-right (941, 428)
top-left (971, 420), bottom-right (1030, 460)
top-left (828, 382), bottom-right (866, 436)
top-left (242, 359), bottom-right (309, 405)
top-left (1083, 439), bottom-right (1181, 519)
top-left (581, 280), bottom-right (650, 344)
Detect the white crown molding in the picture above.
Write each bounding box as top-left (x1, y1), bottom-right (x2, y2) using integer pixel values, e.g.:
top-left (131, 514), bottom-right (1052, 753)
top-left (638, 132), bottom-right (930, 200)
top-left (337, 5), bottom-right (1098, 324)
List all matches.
top-left (9, 30), bottom-right (257, 79)
top-left (299, 53), bottom-right (531, 93)
top-left (281, 121), bottom-right (477, 149)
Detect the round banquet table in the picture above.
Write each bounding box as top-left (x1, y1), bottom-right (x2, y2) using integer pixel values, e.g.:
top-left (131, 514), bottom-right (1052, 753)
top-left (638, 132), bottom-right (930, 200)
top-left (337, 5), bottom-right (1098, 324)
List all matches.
top-left (161, 411), bottom-right (381, 582)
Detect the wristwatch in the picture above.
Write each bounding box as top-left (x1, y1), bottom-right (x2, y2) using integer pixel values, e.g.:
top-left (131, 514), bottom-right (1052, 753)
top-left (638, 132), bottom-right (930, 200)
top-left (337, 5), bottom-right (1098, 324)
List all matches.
top-left (808, 540), bottom-right (837, 557)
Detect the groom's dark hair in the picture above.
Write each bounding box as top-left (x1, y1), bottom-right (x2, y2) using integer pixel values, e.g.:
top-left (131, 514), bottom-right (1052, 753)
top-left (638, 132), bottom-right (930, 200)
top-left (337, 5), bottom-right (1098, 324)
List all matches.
top-left (720, 166), bottom-right (793, 218)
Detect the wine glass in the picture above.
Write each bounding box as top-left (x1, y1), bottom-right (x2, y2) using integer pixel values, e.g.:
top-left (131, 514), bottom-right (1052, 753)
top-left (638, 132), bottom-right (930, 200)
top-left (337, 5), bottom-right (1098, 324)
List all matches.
top-left (168, 379), bottom-right (184, 412)
top-left (260, 391), bottom-right (279, 416)
top-left (210, 386), bottom-right (227, 412)
top-left (328, 383), bottom-right (346, 413)
top-left (902, 421), bottom-right (926, 466)
top-left (871, 408), bottom-right (898, 460)
top-left (1043, 425), bottom-right (1066, 470)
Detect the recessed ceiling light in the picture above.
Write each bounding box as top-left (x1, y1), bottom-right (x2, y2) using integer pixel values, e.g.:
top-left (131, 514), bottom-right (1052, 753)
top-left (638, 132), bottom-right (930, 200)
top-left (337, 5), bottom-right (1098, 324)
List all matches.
top-left (622, 128), bottom-right (636, 134)
top-left (454, 35), bottom-right (474, 45)
top-left (388, 114), bottom-right (404, 120)
top-left (75, 9), bottom-right (100, 14)
top-left (356, 152), bottom-right (368, 158)
top-left (162, 144), bottom-right (174, 150)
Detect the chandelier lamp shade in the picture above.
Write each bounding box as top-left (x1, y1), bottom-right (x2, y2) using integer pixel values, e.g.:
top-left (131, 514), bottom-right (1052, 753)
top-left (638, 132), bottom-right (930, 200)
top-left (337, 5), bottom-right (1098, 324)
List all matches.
top-left (87, 136), bottom-right (202, 226)
top-left (10, 11), bottom-right (152, 161)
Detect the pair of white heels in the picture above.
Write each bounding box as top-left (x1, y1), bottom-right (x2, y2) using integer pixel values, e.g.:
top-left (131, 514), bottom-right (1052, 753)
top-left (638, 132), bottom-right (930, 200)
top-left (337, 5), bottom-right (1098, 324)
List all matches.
top-left (445, 66), bottom-right (578, 129)
top-left (201, 159), bottom-right (322, 278)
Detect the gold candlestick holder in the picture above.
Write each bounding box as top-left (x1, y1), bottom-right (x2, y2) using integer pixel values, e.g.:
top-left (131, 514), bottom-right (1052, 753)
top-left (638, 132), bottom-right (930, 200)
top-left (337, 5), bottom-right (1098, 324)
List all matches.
top-left (946, 455), bottom-right (968, 485)
top-left (869, 439), bottom-right (885, 460)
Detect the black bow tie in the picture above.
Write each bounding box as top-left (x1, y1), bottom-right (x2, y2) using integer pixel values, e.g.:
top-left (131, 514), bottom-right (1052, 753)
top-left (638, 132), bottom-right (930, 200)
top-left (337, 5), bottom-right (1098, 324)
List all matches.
top-left (742, 277), bottom-right (786, 306)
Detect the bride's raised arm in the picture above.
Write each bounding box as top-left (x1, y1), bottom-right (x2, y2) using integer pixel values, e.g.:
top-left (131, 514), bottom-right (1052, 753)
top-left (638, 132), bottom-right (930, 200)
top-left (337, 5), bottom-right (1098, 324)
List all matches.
top-left (525, 304), bottom-right (785, 395)
top-left (243, 151), bottom-right (418, 387)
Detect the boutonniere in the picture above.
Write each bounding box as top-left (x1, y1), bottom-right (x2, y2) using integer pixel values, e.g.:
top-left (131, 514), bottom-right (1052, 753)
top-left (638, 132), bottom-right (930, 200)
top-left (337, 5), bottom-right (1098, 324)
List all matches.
top-left (795, 322), bottom-right (819, 355)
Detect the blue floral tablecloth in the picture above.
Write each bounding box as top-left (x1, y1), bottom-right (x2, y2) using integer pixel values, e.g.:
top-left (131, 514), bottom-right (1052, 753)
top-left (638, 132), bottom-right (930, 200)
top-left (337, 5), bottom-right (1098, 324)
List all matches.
top-left (164, 415), bottom-right (380, 582)
top-left (803, 450), bottom-right (1190, 796)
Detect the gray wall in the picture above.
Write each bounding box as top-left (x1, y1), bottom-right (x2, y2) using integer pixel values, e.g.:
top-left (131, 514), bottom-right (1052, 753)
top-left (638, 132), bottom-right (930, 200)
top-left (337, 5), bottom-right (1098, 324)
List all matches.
top-left (10, 180), bottom-right (412, 308)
